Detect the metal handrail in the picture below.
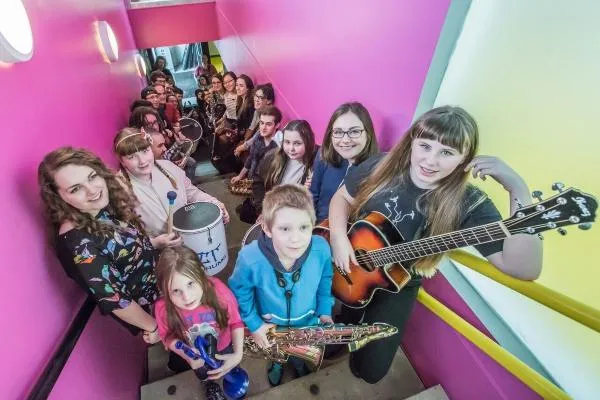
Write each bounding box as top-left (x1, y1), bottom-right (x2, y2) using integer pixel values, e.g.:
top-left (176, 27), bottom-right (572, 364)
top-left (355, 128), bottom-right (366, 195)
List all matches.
top-left (447, 250), bottom-right (600, 334)
top-left (417, 288), bottom-right (571, 399)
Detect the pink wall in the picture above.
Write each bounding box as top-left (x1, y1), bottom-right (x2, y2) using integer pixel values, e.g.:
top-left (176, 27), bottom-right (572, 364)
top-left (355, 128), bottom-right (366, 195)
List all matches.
top-left (49, 310), bottom-right (147, 400)
top-left (128, 2), bottom-right (219, 49)
top-left (0, 0), bottom-right (146, 398)
top-left (402, 276), bottom-right (540, 399)
top-left (214, 0), bottom-right (451, 149)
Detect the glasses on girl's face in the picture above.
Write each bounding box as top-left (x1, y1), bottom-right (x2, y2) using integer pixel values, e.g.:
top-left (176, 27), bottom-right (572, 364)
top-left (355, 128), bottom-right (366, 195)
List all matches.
top-left (331, 128), bottom-right (365, 139)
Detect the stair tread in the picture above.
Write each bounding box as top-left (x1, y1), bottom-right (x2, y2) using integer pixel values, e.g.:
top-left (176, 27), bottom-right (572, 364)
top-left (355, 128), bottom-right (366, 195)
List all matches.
top-left (249, 348), bottom-right (423, 399)
top-left (142, 348), bottom-right (422, 400)
top-left (404, 385), bottom-right (448, 400)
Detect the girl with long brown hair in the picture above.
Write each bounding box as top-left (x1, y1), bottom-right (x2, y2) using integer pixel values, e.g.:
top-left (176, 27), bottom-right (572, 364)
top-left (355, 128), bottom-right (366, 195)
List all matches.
top-left (155, 246), bottom-right (244, 400)
top-left (38, 147), bottom-right (161, 343)
top-left (236, 119), bottom-right (317, 224)
top-left (328, 105), bottom-right (543, 384)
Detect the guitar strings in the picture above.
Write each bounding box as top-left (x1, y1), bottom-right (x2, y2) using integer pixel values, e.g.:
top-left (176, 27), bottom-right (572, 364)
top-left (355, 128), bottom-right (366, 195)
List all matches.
top-left (351, 202), bottom-right (563, 266)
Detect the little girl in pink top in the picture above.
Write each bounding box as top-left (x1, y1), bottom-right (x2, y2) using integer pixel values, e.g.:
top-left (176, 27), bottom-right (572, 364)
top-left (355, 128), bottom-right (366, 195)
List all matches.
top-left (154, 246), bottom-right (244, 400)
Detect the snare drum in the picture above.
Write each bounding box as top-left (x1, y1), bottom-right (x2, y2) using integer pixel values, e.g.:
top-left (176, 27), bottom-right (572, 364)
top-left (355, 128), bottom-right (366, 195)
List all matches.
top-left (173, 201), bottom-right (228, 275)
top-left (241, 222), bottom-right (262, 247)
top-left (180, 116), bottom-right (203, 153)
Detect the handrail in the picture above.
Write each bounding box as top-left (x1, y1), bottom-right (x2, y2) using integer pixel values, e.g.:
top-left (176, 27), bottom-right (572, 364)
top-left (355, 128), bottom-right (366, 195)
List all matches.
top-left (417, 288), bottom-right (571, 400)
top-left (27, 296), bottom-right (96, 400)
top-left (448, 250), bottom-right (600, 334)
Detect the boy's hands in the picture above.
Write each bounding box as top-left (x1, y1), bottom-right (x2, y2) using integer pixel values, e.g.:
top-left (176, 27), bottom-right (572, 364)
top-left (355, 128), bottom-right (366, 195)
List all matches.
top-left (319, 315), bottom-right (334, 325)
top-left (207, 352), bottom-right (243, 380)
top-left (251, 323), bottom-right (275, 349)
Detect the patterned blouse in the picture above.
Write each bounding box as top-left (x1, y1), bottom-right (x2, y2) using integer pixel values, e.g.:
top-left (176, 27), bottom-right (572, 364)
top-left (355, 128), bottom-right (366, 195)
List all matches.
top-left (56, 209), bottom-right (158, 315)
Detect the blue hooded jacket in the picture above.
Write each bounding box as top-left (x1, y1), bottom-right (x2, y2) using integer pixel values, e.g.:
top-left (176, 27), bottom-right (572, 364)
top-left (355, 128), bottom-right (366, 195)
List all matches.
top-left (228, 234), bottom-right (334, 332)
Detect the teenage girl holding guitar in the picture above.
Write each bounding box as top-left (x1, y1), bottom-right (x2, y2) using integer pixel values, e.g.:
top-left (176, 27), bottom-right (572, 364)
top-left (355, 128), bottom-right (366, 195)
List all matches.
top-left (328, 106), bottom-right (543, 383)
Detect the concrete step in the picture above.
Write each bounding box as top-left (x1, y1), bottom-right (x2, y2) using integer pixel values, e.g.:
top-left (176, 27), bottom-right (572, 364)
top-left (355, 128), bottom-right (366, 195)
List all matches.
top-left (404, 385), bottom-right (448, 400)
top-left (142, 352), bottom-right (323, 399)
top-left (142, 348), bottom-right (423, 400)
top-left (249, 349), bottom-right (423, 400)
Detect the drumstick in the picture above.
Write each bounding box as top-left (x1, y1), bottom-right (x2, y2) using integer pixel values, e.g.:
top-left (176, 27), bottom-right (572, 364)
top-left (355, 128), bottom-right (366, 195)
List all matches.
top-left (167, 191), bottom-right (178, 235)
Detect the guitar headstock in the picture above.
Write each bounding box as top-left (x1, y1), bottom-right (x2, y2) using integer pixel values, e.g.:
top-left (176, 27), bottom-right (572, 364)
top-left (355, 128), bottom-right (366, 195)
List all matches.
top-left (504, 184), bottom-right (597, 237)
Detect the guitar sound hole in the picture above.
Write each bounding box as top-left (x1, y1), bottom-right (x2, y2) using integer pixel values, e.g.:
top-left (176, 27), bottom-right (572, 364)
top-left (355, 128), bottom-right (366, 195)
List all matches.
top-left (355, 249), bottom-right (374, 272)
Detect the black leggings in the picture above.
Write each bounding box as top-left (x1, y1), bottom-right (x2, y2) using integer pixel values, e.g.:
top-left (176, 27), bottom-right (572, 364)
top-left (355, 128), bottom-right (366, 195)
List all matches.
top-left (338, 282), bottom-right (421, 384)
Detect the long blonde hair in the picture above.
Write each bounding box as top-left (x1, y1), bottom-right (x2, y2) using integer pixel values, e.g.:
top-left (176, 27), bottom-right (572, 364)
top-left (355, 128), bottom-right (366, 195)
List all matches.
top-left (156, 246), bottom-right (229, 343)
top-left (351, 106), bottom-right (479, 276)
top-left (113, 127), bottom-right (178, 190)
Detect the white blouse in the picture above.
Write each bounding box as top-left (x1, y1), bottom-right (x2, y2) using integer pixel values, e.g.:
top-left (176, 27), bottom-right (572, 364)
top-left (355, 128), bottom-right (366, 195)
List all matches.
top-left (126, 160), bottom-right (219, 237)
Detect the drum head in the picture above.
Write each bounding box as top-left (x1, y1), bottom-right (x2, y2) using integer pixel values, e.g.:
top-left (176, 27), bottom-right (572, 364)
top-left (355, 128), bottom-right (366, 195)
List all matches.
top-left (173, 201), bottom-right (221, 232)
top-left (241, 222), bottom-right (262, 246)
top-left (180, 117), bottom-right (202, 141)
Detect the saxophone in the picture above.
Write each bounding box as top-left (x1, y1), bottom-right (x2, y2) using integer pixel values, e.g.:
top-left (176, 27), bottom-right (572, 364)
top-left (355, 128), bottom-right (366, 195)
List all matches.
top-left (243, 323), bottom-right (397, 369)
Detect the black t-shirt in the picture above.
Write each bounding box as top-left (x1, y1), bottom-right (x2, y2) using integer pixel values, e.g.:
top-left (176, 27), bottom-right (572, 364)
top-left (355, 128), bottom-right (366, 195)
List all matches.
top-left (344, 155), bottom-right (504, 258)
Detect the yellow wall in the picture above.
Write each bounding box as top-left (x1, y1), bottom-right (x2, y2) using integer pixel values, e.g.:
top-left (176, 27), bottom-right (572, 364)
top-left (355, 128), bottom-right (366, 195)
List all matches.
top-left (435, 0), bottom-right (600, 309)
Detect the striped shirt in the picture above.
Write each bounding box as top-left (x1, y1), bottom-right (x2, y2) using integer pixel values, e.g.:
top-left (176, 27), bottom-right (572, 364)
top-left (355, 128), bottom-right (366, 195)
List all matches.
top-left (224, 92), bottom-right (238, 120)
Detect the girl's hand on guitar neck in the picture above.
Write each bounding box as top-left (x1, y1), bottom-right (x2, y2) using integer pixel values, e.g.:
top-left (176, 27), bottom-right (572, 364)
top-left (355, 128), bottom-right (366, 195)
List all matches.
top-left (331, 234), bottom-right (358, 275)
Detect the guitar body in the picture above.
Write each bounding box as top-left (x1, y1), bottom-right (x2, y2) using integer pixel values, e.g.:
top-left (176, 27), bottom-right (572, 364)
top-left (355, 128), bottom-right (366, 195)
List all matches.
top-left (314, 212), bottom-right (411, 308)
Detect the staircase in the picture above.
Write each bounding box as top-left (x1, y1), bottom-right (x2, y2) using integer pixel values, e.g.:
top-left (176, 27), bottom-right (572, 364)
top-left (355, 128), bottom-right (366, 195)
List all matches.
top-left (140, 343), bottom-right (447, 399)
top-left (140, 175), bottom-right (449, 399)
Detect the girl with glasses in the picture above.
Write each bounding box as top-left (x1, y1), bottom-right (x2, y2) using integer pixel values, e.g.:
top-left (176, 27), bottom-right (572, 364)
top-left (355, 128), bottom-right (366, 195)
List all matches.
top-left (309, 102), bottom-right (379, 223)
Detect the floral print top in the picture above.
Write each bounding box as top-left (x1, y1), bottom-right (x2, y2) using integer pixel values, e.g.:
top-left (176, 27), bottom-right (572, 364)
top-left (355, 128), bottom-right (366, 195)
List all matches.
top-left (56, 208), bottom-right (158, 315)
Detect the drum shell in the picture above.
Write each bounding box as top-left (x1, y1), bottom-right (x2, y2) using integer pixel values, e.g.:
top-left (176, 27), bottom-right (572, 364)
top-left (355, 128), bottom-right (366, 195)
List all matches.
top-left (173, 201), bottom-right (228, 276)
top-left (180, 117), bottom-right (203, 153)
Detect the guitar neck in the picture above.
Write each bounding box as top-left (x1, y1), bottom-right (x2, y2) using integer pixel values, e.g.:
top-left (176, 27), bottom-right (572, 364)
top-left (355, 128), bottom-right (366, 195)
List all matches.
top-left (370, 221), bottom-right (509, 266)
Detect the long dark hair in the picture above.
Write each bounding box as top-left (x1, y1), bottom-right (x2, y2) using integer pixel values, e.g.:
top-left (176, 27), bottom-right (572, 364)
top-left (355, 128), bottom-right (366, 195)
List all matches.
top-left (156, 246), bottom-right (229, 342)
top-left (38, 147), bottom-right (146, 244)
top-left (321, 102), bottom-right (379, 167)
top-left (264, 120), bottom-right (316, 190)
top-left (236, 74), bottom-right (255, 119)
top-left (352, 105), bottom-right (479, 277)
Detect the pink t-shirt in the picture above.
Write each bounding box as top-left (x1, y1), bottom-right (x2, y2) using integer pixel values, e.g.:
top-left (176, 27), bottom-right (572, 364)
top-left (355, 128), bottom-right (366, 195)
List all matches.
top-left (155, 277), bottom-right (244, 352)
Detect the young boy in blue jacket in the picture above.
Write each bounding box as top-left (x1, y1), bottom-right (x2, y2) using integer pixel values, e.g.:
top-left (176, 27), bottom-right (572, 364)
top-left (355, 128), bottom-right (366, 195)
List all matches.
top-left (228, 184), bottom-right (334, 386)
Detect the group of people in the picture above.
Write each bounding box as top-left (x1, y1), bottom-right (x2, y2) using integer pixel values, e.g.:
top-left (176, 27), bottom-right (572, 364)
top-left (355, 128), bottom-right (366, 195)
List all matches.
top-left (37, 56), bottom-right (543, 399)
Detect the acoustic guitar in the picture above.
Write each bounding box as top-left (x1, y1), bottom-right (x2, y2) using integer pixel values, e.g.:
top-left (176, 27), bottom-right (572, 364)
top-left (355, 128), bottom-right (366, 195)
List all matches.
top-left (314, 186), bottom-right (597, 308)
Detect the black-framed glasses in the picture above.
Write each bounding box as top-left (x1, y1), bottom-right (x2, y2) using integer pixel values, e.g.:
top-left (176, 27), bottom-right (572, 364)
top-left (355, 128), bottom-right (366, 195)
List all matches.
top-left (254, 94), bottom-right (265, 100)
top-left (331, 128), bottom-right (364, 139)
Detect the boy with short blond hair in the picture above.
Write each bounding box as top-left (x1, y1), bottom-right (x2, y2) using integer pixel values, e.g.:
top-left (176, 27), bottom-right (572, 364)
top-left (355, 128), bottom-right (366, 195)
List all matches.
top-left (229, 184), bottom-right (334, 386)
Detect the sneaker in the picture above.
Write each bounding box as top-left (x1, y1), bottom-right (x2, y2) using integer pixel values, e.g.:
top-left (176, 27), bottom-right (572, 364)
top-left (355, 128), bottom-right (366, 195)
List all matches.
top-left (204, 380), bottom-right (226, 400)
top-left (267, 362), bottom-right (284, 387)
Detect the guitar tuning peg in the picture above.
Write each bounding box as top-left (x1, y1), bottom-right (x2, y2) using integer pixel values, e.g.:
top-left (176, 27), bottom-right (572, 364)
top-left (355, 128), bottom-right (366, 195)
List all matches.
top-left (557, 228), bottom-right (567, 236)
top-left (532, 191), bottom-right (543, 202)
top-left (552, 182), bottom-right (565, 193)
top-left (578, 223), bottom-right (592, 230)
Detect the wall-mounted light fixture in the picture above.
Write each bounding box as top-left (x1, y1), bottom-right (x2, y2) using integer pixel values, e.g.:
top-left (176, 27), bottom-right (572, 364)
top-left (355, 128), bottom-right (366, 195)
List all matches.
top-left (134, 53), bottom-right (147, 78)
top-left (0, 0), bottom-right (34, 63)
top-left (95, 21), bottom-right (119, 63)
